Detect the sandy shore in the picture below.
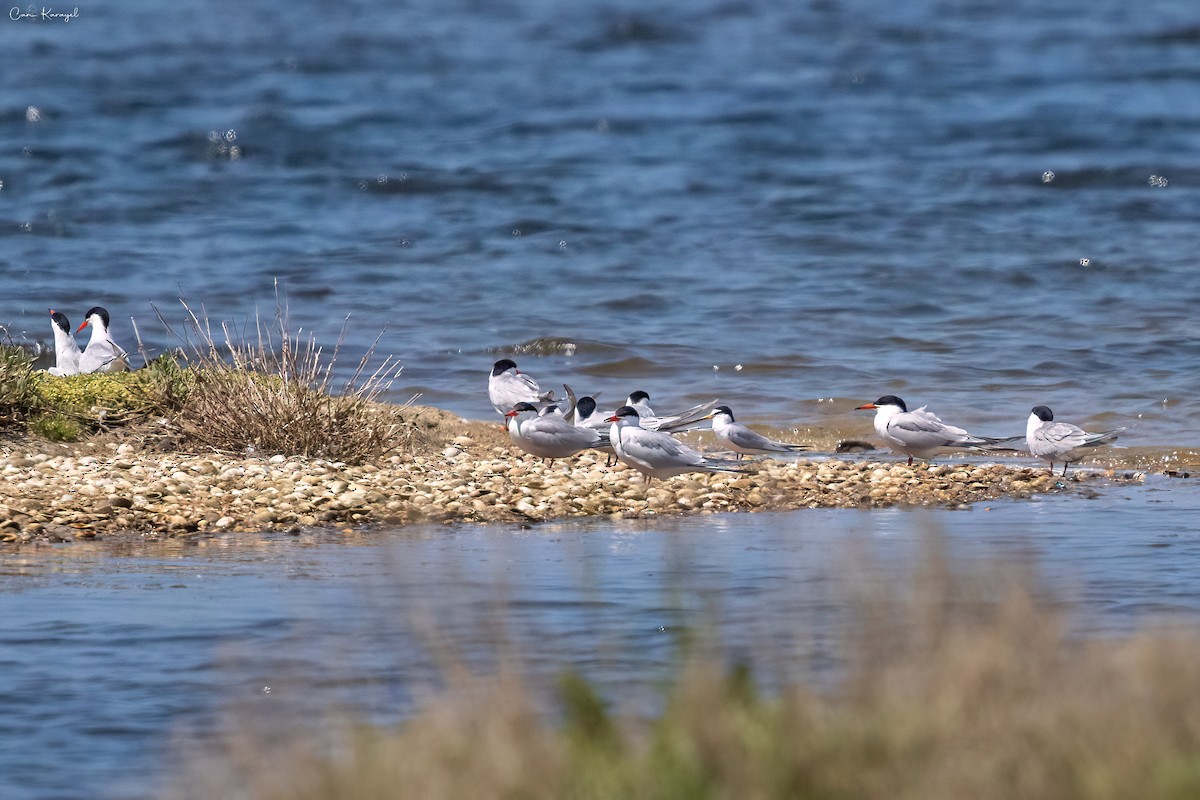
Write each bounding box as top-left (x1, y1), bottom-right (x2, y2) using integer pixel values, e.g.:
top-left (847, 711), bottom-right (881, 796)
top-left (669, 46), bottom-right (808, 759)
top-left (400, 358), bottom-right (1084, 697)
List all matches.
top-left (0, 405), bottom-right (1157, 543)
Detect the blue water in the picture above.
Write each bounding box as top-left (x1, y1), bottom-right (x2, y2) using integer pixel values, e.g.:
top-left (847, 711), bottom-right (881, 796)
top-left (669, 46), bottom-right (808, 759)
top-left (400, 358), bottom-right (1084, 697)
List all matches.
top-left (2, 478), bottom-right (1200, 799)
top-left (4, 0), bottom-right (1200, 442)
top-left (5, 1), bottom-right (1200, 796)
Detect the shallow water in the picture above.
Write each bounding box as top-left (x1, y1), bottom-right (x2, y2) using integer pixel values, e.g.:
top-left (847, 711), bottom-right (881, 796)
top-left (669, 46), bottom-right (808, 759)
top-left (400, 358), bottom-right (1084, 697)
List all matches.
top-left (4, 0), bottom-right (1200, 444)
top-left (2, 476), bottom-right (1200, 799)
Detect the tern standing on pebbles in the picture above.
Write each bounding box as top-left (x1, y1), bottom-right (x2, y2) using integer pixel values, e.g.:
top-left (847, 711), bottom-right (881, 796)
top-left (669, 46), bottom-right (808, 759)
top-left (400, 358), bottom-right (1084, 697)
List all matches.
top-left (1026, 405), bottom-right (1126, 476)
top-left (47, 309), bottom-right (82, 376)
top-left (855, 395), bottom-right (1012, 466)
top-left (505, 402), bottom-right (607, 463)
top-left (77, 306), bottom-right (129, 373)
top-left (708, 405), bottom-right (810, 460)
top-left (607, 405), bottom-right (745, 484)
top-left (489, 358), bottom-right (553, 416)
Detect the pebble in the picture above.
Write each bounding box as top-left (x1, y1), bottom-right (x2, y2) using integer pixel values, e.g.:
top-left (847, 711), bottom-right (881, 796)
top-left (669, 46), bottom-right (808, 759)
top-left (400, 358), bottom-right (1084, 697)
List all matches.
top-left (0, 440), bottom-right (1133, 541)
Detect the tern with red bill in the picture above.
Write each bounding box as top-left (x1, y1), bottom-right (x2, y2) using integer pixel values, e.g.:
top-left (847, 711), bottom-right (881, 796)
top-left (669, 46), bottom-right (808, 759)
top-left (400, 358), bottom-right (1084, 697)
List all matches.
top-left (505, 402), bottom-right (607, 462)
top-left (855, 395), bottom-right (1013, 466)
top-left (607, 405), bottom-right (745, 483)
top-left (76, 306), bottom-right (129, 374)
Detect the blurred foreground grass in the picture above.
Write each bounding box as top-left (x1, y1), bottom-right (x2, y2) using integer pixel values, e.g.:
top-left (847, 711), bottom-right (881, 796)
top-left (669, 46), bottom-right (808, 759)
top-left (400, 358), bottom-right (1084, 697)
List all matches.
top-left (170, 548), bottom-right (1200, 800)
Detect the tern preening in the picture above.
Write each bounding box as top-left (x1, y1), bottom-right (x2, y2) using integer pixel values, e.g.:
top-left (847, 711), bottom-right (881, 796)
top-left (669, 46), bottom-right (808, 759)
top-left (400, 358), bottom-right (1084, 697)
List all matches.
top-left (489, 358), bottom-right (554, 416)
top-left (76, 306), bottom-right (129, 374)
top-left (709, 405), bottom-right (810, 460)
top-left (505, 402), bottom-right (607, 462)
top-left (1026, 405), bottom-right (1126, 476)
top-left (855, 395), bottom-right (1012, 466)
top-left (607, 405), bottom-right (745, 483)
top-left (575, 395), bottom-right (618, 465)
top-left (574, 396), bottom-right (608, 431)
top-left (47, 309), bottom-right (82, 377)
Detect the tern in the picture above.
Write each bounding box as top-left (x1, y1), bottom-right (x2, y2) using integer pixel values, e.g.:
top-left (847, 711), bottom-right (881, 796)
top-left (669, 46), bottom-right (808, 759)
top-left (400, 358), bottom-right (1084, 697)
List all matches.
top-left (709, 405), bottom-right (810, 460)
top-left (506, 402), bottom-right (607, 462)
top-left (607, 405), bottom-right (745, 483)
top-left (855, 395), bottom-right (1012, 466)
top-left (625, 390), bottom-right (721, 433)
top-left (1026, 405), bottom-right (1126, 476)
top-left (47, 309), bottom-right (82, 377)
top-left (574, 396), bottom-right (608, 431)
top-left (76, 306), bottom-right (129, 373)
top-left (575, 395), bottom-right (618, 465)
top-left (583, 394), bottom-right (712, 459)
top-left (627, 390), bottom-right (656, 417)
top-left (489, 359), bottom-right (554, 416)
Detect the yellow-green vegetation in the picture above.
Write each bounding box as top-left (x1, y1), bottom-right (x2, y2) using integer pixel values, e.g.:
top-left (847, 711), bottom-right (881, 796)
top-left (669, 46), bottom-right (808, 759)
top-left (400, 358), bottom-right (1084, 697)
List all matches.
top-left (27, 413), bottom-right (84, 442)
top-left (172, 549), bottom-right (1200, 800)
top-left (29, 354), bottom-right (191, 426)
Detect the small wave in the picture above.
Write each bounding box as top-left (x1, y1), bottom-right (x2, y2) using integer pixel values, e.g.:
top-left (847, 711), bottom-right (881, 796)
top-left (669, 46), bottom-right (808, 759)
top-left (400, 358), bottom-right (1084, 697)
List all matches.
top-left (573, 14), bottom-right (696, 52)
top-left (597, 293), bottom-right (670, 312)
top-left (578, 356), bottom-right (666, 378)
top-left (358, 168), bottom-right (510, 196)
top-left (484, 337), bottom-right (623, 357)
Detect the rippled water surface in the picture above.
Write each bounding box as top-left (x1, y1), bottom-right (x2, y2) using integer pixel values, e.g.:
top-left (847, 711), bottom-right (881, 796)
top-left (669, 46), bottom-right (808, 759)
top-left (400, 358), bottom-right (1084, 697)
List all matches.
top-left (4, 0), bottom-right (1200, 442)
top-left (2, 478), bottom-right (1200, 799)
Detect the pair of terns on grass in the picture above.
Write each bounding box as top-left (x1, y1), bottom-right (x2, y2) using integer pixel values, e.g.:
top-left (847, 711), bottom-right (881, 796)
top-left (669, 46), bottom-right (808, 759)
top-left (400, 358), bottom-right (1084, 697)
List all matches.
top-left (490, 358), bottom-right (809, 482)
top-left (493, 359), bottom-right (1125, 479)
top-left (47, 306), bottom-right (129, 376)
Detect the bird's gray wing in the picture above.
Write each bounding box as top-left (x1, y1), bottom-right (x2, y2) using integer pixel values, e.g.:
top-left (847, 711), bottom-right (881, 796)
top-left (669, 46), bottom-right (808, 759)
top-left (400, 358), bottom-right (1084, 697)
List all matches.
top-left (525, 418), bottom-right (600, 450)
top-left (727, 426), bottom-right (790, 452)
top-left (629, 429), bottom-right (706, 466)
top-left (1039, 422), bottom-right (1090, 449)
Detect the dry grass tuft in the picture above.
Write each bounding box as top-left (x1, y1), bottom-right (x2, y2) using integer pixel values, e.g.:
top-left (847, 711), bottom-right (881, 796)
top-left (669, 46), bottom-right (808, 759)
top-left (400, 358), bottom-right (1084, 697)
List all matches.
top-left (156, 292), bottom-right (419, 464)
top-left (168, 540), bottom-right (1200, 800)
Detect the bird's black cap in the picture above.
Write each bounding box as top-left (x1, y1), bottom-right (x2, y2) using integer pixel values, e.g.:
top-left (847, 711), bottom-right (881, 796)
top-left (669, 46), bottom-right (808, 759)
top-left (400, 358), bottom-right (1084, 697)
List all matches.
top-left (875, 395), bottom-right (907, 412)
top-left (492, 358), bottom-right (518, 376)
top-left (612, 405), bottom-right (640, 419)
top-left (628, 390), bottom-right (650, 404)
top-left (1031, 405), bottom-right (1054, 422)
top-left (714, 405), bottom-right (734, 419)
top-left (82, 307), bottom-right (110, 328)
top-left (48, 309), bottom-right (71, 334)
top-left (576, 396), bottom-right (597, 417)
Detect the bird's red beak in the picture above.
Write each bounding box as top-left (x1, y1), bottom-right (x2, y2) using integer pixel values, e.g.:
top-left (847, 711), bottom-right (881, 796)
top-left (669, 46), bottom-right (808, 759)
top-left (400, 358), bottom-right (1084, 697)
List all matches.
top-left (48, 308), bottom-right (56, 315)
top-left (504, 410), bottom-right (517, 418)
top-left (855, 403), bottom-right (877, 410)
top-left (606, 415), bottom-right (621, 422)
top-left (76, 320), bottom-right (90, 333)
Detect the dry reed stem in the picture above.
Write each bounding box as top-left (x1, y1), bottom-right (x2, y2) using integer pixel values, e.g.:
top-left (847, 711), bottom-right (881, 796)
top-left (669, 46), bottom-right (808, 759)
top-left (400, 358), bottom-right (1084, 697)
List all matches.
top-left (152, 286), bottom-right (416, 463)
